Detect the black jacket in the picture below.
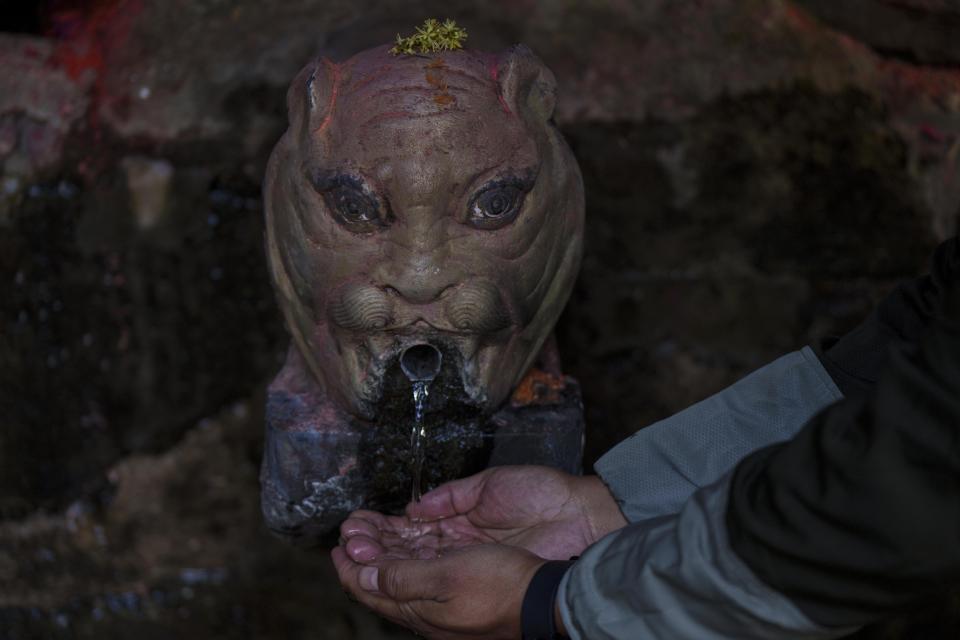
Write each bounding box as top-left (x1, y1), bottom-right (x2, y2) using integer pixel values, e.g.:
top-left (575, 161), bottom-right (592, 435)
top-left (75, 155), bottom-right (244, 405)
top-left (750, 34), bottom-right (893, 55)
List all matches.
top-left (728, 236), bottom-right (960, 627)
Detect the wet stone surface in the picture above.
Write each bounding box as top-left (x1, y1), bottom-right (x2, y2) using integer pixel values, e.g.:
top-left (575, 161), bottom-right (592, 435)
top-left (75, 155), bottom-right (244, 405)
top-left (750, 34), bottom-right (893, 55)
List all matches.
top-left (261, 345), bottom-right (585, 542)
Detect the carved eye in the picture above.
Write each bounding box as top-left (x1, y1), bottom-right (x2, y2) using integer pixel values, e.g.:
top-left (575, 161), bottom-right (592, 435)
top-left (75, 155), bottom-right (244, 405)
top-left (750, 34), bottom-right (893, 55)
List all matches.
top-left (467, 183), bottom-right (526, 230)
top-left (310, 172), bottom-right (389, 233)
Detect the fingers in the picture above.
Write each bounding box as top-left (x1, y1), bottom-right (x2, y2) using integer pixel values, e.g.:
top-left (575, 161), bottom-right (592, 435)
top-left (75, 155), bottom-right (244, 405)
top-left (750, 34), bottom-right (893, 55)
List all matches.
top-left (341, 515), bottom-right (381, 540)
top-left (345, 534), bottom-right (386, 563)
top-left (333, 547), bottom-right (449, 638)
top-left (345, 533), bottom-right (445, 563)
top-left (342, 511), bottom-right (441, 538)
top-left (374, 558), bottom-right (453, 601)
top-left (335, 544), bottom-right (452, 601)
top-left (332, 547), bottom-right (405, 623)
top-left (407, 468), bottom-right (492, 521)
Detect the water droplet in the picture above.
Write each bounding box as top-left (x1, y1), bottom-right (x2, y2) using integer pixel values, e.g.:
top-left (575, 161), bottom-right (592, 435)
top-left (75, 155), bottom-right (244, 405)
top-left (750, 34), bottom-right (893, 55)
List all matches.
top-left (206, 212), bottom-right (219, 226)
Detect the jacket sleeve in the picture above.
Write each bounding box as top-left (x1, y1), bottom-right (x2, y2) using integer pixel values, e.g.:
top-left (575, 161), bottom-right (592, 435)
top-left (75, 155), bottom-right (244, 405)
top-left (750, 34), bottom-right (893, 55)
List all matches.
top-left (594, 347), bottom-right (842, 521)
top-left (595, 236), bottom-right (960, 523)
top-left (556, 254), bottom-right (960, 638)
top-left (558, 471), bottom-right (858, 639)
top-left (726, 276), bottom-right (960, 627)
top-left (818, 236), bottom-right (959, 400)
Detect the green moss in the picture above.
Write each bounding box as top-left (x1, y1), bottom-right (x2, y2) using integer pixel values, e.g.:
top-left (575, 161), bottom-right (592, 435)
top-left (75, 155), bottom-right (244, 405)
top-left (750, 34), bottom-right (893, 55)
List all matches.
top-left (390, 18), bottom-right (468, 55)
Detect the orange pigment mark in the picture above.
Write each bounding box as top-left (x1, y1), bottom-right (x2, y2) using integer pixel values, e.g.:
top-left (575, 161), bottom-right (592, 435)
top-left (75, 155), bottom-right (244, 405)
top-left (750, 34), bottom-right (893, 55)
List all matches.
top-left (425, 69), bottom-right (448, 91)
top-left (510, 368), bottom-right (567, 407)
top-left (425, 60), bottom-right (456, 108)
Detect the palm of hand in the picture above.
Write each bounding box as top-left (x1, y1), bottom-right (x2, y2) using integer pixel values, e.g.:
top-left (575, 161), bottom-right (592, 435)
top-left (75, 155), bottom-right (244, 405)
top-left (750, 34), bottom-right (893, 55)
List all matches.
top-left (340, 467), bottom-right (596, 564)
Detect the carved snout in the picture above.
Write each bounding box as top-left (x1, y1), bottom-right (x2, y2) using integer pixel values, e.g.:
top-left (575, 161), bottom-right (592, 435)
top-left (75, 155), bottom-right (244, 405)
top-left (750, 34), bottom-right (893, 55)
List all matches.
top-left (328, 284), bottom-right (393, 331)
top-left (443, 280), bottom-right (511, 333)
top-left (328, 279), bottom-right (512, 334)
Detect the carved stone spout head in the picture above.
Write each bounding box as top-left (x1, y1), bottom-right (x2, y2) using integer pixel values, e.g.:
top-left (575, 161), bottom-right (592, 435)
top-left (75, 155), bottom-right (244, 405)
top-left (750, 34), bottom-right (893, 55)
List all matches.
top-left (264, 44), bottom-right (584, 419)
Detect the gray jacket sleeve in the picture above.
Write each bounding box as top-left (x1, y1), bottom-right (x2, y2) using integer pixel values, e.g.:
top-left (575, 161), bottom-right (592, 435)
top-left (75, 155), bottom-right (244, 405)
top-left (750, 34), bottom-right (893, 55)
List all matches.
top-left (557, 473), bottom-right (858, 639)
top-left (594, 346), bottom-right (842, 522)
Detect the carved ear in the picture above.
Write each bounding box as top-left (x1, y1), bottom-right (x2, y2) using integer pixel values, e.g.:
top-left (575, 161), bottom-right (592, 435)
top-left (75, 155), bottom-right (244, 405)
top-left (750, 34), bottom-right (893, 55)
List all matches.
top-left (497, 44), bottom-right (557, 122)
top-left (286, 57), bottom-right (337, 134)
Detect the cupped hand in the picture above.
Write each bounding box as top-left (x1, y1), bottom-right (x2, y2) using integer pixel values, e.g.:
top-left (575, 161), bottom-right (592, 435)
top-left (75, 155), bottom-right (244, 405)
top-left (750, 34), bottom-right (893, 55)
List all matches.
top-left (333, 541), bottom-right (545, 640)
top-left (340, 465), bottom-right (626, 564)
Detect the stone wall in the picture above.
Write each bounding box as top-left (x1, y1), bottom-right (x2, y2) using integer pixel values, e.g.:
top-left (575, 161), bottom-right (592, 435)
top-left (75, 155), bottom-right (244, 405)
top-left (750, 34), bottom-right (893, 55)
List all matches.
top-left (1, 1), bottom-right (958, 638)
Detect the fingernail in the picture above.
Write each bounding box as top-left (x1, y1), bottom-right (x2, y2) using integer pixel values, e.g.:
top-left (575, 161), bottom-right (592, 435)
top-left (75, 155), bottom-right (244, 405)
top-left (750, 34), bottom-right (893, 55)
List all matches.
top-left (358, 566), bottom-right (379, 592)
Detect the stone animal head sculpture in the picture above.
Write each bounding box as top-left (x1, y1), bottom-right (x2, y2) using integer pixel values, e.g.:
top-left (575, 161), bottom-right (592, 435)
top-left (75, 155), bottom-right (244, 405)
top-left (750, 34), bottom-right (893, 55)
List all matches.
top-left (264, 43), bottom-right (584, 420)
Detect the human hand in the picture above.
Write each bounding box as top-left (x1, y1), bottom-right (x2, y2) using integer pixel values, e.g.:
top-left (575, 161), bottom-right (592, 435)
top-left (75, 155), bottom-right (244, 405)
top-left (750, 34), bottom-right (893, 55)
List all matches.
top-left (332, 542), bottom-right (545, 640)
top-left (340, 466), bottom-right (626, 563)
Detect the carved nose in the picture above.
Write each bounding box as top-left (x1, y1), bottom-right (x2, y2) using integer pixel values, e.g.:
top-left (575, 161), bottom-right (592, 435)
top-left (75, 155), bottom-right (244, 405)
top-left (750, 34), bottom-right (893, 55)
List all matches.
top-left (375, 228), bottom-right (461, 304)
top-left (383, 267), bottom-right (458, 305)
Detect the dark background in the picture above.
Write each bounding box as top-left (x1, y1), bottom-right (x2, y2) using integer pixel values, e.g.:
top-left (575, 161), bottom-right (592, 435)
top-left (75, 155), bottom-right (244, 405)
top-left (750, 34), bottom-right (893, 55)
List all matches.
top-left (1, 0), bottom-right (958, 637)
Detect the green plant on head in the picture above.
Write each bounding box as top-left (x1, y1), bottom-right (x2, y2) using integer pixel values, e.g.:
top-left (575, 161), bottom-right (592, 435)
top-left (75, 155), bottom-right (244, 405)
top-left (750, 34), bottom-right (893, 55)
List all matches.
top-left (390, 18), bottom-right (468, 55)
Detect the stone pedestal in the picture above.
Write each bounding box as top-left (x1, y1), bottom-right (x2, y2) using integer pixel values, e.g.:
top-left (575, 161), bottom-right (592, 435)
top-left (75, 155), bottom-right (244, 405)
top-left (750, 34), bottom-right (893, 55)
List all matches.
top-left (260, 346), bottom-right (584, 544)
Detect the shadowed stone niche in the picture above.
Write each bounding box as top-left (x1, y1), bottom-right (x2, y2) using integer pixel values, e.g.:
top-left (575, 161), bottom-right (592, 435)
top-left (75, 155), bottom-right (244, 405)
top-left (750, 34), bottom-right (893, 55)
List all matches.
top-left (260, 43), bottom-right (586, 541)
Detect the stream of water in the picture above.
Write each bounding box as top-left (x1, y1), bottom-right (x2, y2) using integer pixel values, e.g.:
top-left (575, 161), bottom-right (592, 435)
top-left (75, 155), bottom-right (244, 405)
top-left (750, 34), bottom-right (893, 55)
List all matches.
top-left (410, 380), bottom-right (430, 502)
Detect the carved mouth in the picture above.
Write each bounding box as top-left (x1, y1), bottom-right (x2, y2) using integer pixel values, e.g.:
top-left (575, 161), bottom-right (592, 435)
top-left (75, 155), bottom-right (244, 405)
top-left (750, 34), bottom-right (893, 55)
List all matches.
top-left (354, 330), bottom-right (485, 410)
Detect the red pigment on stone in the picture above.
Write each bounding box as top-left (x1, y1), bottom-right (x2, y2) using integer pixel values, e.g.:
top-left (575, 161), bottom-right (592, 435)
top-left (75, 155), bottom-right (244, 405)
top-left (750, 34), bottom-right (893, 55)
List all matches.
top-left (48, 0), bottom-right (142, 81)
top-left (315, 58), bottom-right (341, 134)
top-left (44, 0), bottom-right (144, 178)
top-left (486, 55), bottom-right (512, 115)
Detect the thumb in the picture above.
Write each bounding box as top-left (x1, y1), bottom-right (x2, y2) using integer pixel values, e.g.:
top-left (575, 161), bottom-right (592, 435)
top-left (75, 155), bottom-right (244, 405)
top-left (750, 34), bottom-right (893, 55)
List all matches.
top-left (407, 469), bottom-right (492, 521)
top-left (364, 557), bottom-right (454, 602)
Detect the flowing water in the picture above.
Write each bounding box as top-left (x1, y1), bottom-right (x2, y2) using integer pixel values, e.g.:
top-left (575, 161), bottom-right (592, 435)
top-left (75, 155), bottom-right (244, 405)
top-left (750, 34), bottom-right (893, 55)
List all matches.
top-left (410, 380), bottom-right (430, 502)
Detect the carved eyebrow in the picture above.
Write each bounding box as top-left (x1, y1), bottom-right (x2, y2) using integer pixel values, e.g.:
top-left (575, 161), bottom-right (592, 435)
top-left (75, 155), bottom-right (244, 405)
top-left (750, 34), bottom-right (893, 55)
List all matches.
top-left (308, 169), bottom-right (366, 192)
top-left (475, 167), bottom-right (538, 191)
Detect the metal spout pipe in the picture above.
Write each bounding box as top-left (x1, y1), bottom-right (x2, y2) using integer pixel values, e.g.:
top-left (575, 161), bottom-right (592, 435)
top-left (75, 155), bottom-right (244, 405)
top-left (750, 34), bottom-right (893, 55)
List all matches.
top-left (400, 344), bottom-right (442, 382)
